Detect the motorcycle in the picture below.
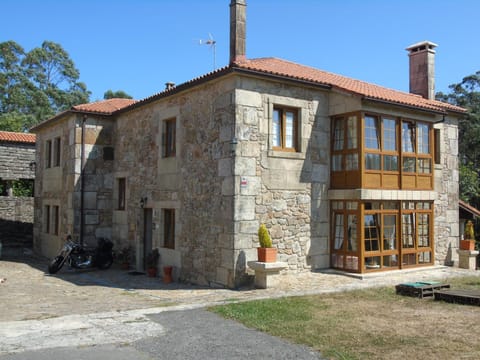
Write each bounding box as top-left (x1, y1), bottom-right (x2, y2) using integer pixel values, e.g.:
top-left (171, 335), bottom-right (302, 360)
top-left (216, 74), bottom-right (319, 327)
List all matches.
top-left (48, 235), bottom-right (114, 274)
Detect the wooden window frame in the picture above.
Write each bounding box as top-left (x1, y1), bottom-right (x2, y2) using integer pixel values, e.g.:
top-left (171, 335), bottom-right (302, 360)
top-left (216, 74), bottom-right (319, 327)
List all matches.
top-left (331, 200), bottom-right (433, 273)
top-left (434, 128), bottom-right (441, 165)
top-left (163, 209), bottom-right (175, 249)
top-left (272, 106), bottom-right (299, 152)
top-left (331, 114), bottom-right (360, 188)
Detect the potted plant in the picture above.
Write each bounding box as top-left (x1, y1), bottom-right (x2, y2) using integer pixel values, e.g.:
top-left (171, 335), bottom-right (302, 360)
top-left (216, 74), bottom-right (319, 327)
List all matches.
top-left (257, 224), bottom-right (277, 262)
top-left (118, 246), bottom-right (133, 270)
top-left (146, 248), bottom-right (160, 277)
top-left (460, 220), bottom-right (476, 250)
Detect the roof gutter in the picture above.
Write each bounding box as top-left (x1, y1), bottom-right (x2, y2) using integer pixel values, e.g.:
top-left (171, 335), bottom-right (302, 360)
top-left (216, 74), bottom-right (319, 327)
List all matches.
top-left (362, 96), bottom-right (447, 115)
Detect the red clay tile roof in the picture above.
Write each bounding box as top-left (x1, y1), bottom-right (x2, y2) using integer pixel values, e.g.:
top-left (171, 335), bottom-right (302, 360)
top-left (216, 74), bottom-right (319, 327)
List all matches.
top-left (30, 98), bottom-right (138, 132)
top-left (0, 131), bottom-right (36, 143)
top-left (233, 58), bottom-right (466, 114)
top-left (72, 98), bottom-right (137, 114)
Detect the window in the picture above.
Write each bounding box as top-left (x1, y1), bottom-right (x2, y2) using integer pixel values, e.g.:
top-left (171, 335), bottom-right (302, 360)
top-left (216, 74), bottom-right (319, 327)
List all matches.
top-left (163, 209), bottom-right (175, 249)
top-left (272, 107), bottom-right (298, 151)
top-left (364, 116), bottom-right (380, 149)
top-left (364, 214), bottom-right (380, 251)
top-left (402, 157), bottom-right (416, 173)
top-left (103, 147), bottom-right (114, 161)
top-left (53, 205), bottom-right (59, 235)
top-left (401, 214), bottom-right (415, 248)
top-left (417, 213), bottom-right (430, 247)
top-left (163, 118), bottom-right (176, 157)
top-left (383, 215), bottom-right (397, 251)
top-left (365, 153), bottom-right (381, 170)
top-left (332, 154), bottom-right (343, 171)
top-left (45, 140), bottom-right (52, 168)
top-left (333, 118), bottom-right (345, 151)
top-left (118, 178), bottom-right (126, 210)
top-left (331, 115), bottom-right (359, 173)
top-left (53, 137), bottom-right (61, 167)
top-left (364, 115), bottom-right (397, 172)
top-left (44, 205), bottom-right (50, 233)
top-left (417, 123), bottom-right (429, 154)
top-left (346, 116), bottom-right (357, 149)
top-left (347, 214), bottom-right (358, 251)
top-left (331, 201), bottom-right (433, 273)
top-left (383, 155), bottom-right (398, 171)
top-left (434, 129), bottom-right (441, 164)
top-left (402, 122), bottom-right (415, 152)
top-left (383, 118), bottom-right (397, 151)
top-left (345, 153), bottom-right (359, 171)
top-left (418, 159), bottom-right (431, 174)
top-left (334, 213), bottom-right (344, 250)
top-left (331, 201), bottom-right (359, 271)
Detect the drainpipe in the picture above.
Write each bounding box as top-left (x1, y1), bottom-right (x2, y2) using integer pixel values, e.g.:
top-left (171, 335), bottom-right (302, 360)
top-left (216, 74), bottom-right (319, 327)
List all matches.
top-left (80, 115), bottom-right (86, 247)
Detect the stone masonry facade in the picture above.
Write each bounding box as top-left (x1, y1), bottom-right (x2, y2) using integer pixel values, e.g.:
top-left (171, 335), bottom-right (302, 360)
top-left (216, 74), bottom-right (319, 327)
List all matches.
top-left (31, 73), bottom-right (461, 288)
top-left (0, 139), bottom-right (35, 251)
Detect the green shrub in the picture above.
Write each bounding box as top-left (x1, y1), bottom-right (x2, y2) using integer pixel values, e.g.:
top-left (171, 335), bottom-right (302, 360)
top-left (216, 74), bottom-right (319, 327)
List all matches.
top-left (258, 224), bottom-right (272, 248)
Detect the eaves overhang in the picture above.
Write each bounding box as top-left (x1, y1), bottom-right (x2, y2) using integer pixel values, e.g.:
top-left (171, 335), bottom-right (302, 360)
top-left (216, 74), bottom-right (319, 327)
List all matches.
top-left (362, 97), bottom-right (448, 116)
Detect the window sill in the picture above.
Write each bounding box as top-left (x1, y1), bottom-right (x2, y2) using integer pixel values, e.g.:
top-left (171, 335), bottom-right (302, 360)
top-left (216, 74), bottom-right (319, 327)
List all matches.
top-left (268, 150), bottom-right (305, 160)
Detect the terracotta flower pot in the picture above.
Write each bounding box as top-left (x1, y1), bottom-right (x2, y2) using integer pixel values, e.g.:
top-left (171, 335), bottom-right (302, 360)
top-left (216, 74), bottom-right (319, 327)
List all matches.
top-left (460, 240), bottom-right (475, 251)
top-left (257, 247), bottom-right (277, 262)
top-left (163, 266), bottom-right (173, 284)
top-left (147, 267), bottom-right (157, 277)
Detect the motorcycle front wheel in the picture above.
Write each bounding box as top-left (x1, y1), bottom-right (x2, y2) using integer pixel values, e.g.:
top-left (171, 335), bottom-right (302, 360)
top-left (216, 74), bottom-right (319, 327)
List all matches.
top-left (48, 256), bottom-right (65, 274)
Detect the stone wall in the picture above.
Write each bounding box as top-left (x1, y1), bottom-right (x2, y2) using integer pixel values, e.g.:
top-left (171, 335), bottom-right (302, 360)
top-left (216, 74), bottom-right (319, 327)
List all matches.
top-left (33, 115), bottom-right (116, 258)
top-left (0, 196), bottom-right (34, 250)
top-left (434, 117), bottom-right (460, 265)
top-left (0, 141), bottom-right (35, 252)
top-left (232, 79), bottom-right (331, 283)
top-left (0, 142), bottom-right (35, 181)
top-left (114, 78), bottom-right (237, 286)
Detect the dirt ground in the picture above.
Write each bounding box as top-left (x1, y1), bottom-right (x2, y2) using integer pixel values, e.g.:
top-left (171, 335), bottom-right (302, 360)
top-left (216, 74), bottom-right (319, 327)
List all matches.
top-left (0, 255), bottom-right (172, 322)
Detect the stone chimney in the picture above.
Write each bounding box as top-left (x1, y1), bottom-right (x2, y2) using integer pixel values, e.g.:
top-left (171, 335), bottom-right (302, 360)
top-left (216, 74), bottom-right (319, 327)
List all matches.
top-left (230, 0), bottom-right (246, 64)
top-left (406, 41), bottom-right (438, 100)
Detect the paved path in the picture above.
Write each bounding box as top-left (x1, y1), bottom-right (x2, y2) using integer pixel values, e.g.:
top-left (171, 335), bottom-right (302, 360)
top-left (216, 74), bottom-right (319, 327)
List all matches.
top-left (1, 253), bottom-right (479, 357)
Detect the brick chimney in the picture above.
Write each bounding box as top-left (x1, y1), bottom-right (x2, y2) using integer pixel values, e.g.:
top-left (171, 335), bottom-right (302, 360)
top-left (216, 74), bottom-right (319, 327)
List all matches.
top-left (406, 41), bottom-right (438, 100)
top-left (230, 0), bottom-right (246, 64)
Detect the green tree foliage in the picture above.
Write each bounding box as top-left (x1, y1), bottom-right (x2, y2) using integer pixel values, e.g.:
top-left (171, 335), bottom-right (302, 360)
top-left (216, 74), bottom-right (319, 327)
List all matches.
top-left (437, 71), bottom-right (480, 207)
top-left (104, 89), bottom-right (133, 99)
top-left (12, 179), bottom-right (34, 197)
top-left (0, 40), bottom-right (90, 131)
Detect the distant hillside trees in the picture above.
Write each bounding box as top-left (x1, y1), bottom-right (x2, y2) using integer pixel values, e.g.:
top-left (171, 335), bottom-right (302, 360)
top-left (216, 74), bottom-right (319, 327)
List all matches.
top-left (104, 89), bottom-right (133, 99)
top-left (437, 71), bottom-right (480, 207)
top-left (0, 40), bottom-right (90, 132)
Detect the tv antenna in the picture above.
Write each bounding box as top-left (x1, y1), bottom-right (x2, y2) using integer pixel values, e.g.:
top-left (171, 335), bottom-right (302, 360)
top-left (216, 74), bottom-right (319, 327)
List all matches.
top-left (199, 33), bottom-right (217, 70)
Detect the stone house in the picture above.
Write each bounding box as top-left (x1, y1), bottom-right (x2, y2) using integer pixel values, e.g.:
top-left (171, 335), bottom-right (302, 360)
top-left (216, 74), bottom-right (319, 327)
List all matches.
top-left (0, 131), bottom-right (36, 253)
top-left (31, 1), bottom-right (465, 288)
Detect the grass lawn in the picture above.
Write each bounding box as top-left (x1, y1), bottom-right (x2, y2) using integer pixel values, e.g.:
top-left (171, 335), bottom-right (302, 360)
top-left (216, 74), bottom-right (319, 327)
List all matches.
top-left (210, 276), bottom-right (480, 360)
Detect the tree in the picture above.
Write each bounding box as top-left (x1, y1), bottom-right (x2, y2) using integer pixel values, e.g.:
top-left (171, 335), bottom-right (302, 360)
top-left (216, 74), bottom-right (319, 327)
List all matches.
top-left (437, 71), bottom-right (480, 207)
top-left (0, 40), bottom-right (90, 131)
top-left (103, 89), bottom-right (133, 99)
